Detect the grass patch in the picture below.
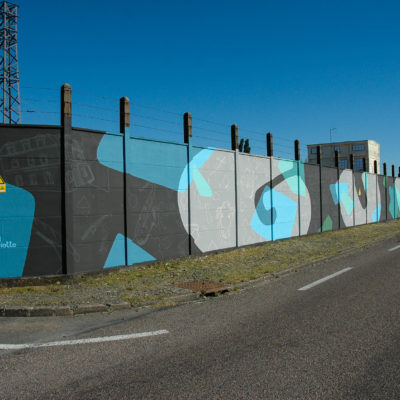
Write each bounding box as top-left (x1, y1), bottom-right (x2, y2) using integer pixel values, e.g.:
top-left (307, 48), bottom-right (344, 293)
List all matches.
top-left (1, 220), bottom-right (399, 308)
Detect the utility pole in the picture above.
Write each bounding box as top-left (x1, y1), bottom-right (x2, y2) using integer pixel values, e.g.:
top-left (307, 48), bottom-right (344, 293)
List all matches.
top-left (329, 128), bottom-right (336, 143)
top-left (0, 1), bottom-right (21, 124)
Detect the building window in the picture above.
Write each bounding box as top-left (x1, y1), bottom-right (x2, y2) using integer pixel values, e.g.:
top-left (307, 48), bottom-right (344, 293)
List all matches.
top-left (354, 158), bottom-right (364, 171)
top-left (339, 159), bottom-right (348, 169)
top-left (334, 145), bottom-right (340, 152)
top-left (311, 147), bottom-right (318, 154)
top-left (352, 144), bottom-right (365, 151)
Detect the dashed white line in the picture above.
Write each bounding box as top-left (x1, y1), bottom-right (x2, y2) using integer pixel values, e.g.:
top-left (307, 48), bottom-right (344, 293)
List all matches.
top-left (298, 267), bottom-right (353, 291)
top-left (0, 330), bottom-right (169, 350)
top-left (388, 245), bottom-right (400, 252)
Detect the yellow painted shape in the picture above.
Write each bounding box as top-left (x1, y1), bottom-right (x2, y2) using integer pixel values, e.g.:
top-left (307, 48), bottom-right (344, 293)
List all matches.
top-left (358, 187), bottom-right (362, 196)
top-left (0, 175), bottom-right (6, 193)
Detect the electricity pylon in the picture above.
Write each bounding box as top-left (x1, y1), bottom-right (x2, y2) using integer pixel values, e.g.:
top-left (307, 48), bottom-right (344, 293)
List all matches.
top-left (0, 1), bottom-right (20, 124)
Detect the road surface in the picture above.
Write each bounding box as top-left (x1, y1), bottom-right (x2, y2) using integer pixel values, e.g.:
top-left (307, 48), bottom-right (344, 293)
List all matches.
top-left (1, 236), bottom-right (400, 399)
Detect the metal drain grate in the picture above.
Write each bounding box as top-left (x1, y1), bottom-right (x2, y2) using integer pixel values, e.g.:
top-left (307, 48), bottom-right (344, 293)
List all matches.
top-left (175, 280), bottom-right (231, 296)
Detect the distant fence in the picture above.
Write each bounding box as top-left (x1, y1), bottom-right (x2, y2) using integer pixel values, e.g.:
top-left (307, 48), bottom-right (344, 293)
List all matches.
top-left (0, 84), bottom-right (399, 278)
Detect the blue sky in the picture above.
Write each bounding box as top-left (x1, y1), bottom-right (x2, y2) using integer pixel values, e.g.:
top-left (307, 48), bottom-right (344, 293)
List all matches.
top-left (16, 0), bottom-right (400, 167)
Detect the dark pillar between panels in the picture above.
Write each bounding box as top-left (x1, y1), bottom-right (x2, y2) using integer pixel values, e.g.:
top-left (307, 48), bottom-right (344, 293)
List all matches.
top-left (350, 154), bottom-right (354, 170)
top-left (383, 163), bottom-right (387, 176)
top-left (120, 96), bottom-right (130, 266)
top-left (363, 158), bottom-right (367, 172)
top-left (374, 160), bottom-right (378, 174)
top-left (392, 164), bottom-right (395, 178)
top-left (266, 132), bottom-right (273, 157)
top-left (398, 166), bottom-right (400, 177)
top-left (61, 83), bottom-right (72, 275)
top-left (184, 112), bottom-right (192, 144)
top-left (231, 124), bottom-right (239, 150)
top-left (294, 140), bottom-right (300, 161)
top-left (334, 150), bottom-right (339, 168)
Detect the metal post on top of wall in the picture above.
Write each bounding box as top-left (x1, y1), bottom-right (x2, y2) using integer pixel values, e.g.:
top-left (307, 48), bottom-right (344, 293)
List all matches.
top-left (184, 112), bottom-right (193, 255)
top-left (231, 124), bottom-right (239, 247)
top-left (61, 83), bottom-right (72, 275)
top-left (120, 96), bottom-right (130, 266)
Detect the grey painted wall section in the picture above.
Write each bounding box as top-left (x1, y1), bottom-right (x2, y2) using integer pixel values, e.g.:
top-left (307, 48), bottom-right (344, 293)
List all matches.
top-left (65, 129), bottom-right (125, 273)
top-left (339, 169), bottom-right (354, 228)
top-left (354, 171), bottom-right (367, 226)
top-left (0, 125), bottom-right (63, 277)
top-left (189, 149), bottom-right (236, 253)
top-left (366, 173), bottom-right (378, 224)
top-left (237, 154), bottom-right (271, 246)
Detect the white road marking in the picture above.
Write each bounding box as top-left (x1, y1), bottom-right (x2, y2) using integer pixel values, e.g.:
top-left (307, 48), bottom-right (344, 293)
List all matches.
top-left (0, 330), bottom-right (169, 350)
top-left (388, 245), bottom-right (400, 252)
top-left (298, 267), bottom-right (353, 291)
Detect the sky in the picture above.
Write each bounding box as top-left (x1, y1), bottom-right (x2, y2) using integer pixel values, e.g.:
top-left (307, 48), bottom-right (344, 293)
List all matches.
top-left (15, 0), bottom-right (400, 167)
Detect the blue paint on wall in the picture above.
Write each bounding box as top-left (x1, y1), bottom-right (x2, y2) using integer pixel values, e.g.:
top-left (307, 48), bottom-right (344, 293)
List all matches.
top-left (272, 189), bottom-right (298, 240)
top-left (330, 183), bottom-right (349, 205)
top-left (97, 134), bottom-right (214, 193)
top-left (372, 204), bottom-right (381, 223)
top-left (251, 186), bottom-right (273, 240)
top-left (0, 184), bottom-right (35, 278)
top-left (251, 186), bottom-right (297, 241)
top-left (389, 185), bottom-right (397, 218)
top-left (278, 160), bottom-right (305, 196)
top-left (104, 233), bottom-right (156, 269)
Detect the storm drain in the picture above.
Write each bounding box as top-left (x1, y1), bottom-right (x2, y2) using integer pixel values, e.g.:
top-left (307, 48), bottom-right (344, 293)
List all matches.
top-left (175, 280), bottom-right (231, 296)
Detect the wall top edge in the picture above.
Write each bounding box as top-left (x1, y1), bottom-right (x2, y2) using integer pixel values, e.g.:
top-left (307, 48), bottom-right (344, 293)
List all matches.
top-left (0, 123), bottom-right (61, 129)
top-left (72, 126), bottom-right (106, 134)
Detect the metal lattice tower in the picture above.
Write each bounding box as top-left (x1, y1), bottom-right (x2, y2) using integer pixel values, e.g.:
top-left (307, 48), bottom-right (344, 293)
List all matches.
top-left (0, 1), bottom-right (20, 124)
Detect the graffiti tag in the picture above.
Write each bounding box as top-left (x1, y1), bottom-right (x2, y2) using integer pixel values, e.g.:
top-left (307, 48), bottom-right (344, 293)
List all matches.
top-left (0, 237), bottom-right (17, 248)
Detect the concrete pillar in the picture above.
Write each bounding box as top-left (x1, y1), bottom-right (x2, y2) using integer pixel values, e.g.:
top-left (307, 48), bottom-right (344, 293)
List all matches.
top-left (294, 140), bottom-right (300, 161)
top-left (120, 97), bottom-right (130, 134)
top-left (231, 124), bottom-right (239, 150)
top-left (266, 132), bottom-right (273, 157)
top-left (317, 146), bottom-right (321, 165)
top-left (184, 112), bottom-right (192, 144)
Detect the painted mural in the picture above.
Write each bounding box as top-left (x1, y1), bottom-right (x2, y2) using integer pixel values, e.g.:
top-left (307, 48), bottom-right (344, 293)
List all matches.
top-left (0, 125), bottom-right (399, 278)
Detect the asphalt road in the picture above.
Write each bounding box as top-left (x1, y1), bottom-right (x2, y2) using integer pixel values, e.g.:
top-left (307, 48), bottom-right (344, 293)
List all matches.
top-left (1, 236), bottom-right (400, 399)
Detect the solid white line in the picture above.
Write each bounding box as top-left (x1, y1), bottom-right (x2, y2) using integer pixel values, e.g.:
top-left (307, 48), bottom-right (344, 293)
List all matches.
top-left (388, 245), bottom-right (400, 252)
top-left (298, 267), bottom-right (353, 291)
top-left (0, 330), bottom-right (169, 350)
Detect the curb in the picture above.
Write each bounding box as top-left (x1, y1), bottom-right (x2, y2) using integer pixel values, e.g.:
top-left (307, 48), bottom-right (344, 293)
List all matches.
top-left (0, 293), bottom-right (200, 318)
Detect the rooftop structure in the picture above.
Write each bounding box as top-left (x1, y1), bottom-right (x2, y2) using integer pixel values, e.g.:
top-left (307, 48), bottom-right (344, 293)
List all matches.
top-left (307, 140), bottom-right (380, 173)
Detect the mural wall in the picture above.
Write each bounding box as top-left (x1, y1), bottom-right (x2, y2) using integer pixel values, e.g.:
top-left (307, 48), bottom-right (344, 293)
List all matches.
top-left (0, 125), bottom-right (399, 278)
